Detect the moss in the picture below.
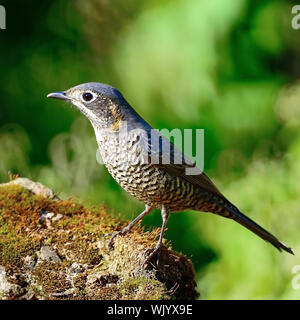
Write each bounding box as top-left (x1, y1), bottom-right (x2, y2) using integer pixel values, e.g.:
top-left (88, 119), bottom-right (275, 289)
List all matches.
top-left (0, 184), bottom-right (112, 267)
top-left (0, 236), bottom-right (39, 270)
top-left (120, 277), bottom-right (169, 300)
top-left (0, 180), bottom-right (199, 300)
top-left (32, 261), bottom-right (72, 296)
top-left (0, 187), bottom-right (41, 271)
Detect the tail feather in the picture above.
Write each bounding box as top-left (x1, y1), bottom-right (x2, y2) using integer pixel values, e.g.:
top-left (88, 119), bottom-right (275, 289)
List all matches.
top-left (225, 206), bottom-right (294, 255)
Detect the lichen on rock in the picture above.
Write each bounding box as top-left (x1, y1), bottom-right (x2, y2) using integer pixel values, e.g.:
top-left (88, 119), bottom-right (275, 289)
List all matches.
top-left (0, 178), bottom-right (199, 300)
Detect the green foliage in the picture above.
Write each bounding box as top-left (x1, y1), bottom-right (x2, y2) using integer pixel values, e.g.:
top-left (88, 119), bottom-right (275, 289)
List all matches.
top-left (0, 0), bottom-right (299, 299)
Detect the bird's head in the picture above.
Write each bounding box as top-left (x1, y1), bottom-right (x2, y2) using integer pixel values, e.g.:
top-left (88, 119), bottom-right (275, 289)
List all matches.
top-left (47, 82), bottom-right (131, 131)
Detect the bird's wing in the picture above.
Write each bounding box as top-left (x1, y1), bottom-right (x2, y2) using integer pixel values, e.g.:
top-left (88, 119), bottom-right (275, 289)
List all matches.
top-left (135, 128), bottom-right (294, 255)
top-left (137, 128), bottom-right (228, 200)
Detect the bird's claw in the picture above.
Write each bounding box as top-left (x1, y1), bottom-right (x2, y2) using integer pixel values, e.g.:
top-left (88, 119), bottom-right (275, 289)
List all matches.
top-left (103, 229), bottom-right (128, 251)
top-left (142, 245), bottom-right (161, 268)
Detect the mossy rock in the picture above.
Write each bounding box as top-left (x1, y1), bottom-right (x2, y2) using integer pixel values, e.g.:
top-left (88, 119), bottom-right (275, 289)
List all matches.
top-left (0, 178), bottom-right (199, 300)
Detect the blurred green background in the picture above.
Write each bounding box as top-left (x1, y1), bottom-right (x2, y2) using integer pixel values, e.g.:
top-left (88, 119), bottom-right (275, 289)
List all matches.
top-left (0, 0), bottom-right (299, 299)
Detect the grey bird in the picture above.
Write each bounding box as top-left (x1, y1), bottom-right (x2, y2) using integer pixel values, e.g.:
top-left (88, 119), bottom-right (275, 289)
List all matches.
top-left (47, 82), bottom-right (293, 263)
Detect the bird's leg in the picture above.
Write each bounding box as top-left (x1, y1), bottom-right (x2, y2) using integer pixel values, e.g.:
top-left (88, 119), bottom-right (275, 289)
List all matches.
top-left (104, 205), bottom-right (153, 250)
top-left (143, 206), bottom-right (170, 267)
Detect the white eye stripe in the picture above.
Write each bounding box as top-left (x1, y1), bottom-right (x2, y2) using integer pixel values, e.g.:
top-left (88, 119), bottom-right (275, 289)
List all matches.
top-left (80, 91), bottom-right (97, 103)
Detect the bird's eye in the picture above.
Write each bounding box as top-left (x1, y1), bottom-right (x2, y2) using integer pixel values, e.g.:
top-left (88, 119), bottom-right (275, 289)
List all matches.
top-left (82, 92), bottom-right (94, 102)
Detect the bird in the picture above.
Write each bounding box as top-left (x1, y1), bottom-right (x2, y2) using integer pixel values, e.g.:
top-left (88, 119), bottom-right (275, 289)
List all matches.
top-left (47, 82), bottom-right (294, 264)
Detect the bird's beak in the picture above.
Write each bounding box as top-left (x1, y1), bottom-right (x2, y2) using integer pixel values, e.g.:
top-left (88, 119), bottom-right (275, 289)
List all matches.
top-left (47, 91), bottom-right (70, 101)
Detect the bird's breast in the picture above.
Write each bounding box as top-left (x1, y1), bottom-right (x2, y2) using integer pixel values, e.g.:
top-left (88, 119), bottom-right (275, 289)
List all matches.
top-left (96, 132), bottom-right (215, 211)
top-left (96, 133), bottom-right (167, 205)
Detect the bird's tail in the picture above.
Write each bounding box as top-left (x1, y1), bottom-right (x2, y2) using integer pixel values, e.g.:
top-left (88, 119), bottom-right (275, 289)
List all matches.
top-left (222, 205), bottom-right (294, 255)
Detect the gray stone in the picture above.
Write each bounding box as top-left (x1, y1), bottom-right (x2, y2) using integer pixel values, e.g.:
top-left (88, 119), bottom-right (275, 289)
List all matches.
top-left (69, 263), bottom-right (85, 274)
top-left (24, 255), bottom-right (37, 270)
top-left (39, 246), bottom-right (61, 263)
top-left (0, 266), bottom-right (23, 299)
top-left (0, 178), bottom-right (58, 199)
top-left (52, 213), bottom-right (64, 221)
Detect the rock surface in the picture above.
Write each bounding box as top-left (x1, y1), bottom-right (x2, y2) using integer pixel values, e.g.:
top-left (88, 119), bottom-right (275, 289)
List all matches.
top-left (0, 178), bottom-right (199, 300)
top-left (0, 178), bottom-right (57, 199)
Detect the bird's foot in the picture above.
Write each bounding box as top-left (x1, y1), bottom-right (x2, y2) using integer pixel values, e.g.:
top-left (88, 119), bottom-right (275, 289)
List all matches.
top-left (142, 245), bottom-right (162, 268)
top-left (103, 227), bottom-right (130, 251)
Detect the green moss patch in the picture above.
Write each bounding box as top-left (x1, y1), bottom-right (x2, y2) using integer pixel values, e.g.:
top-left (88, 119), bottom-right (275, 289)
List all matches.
top-left (0, 181), bottom-right (199, 300)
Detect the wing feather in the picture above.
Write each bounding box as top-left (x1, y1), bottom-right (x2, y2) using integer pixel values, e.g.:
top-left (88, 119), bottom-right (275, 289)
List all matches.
top-left (137, 128), bottom-right (228, 201)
